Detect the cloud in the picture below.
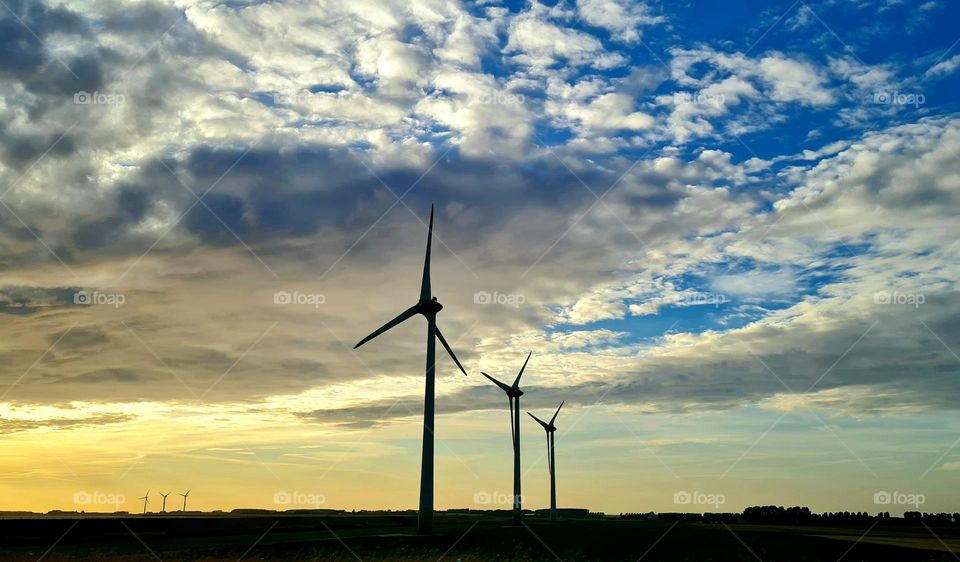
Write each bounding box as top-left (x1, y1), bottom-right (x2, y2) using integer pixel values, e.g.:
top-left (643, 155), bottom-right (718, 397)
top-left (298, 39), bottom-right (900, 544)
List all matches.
top-left (506, 4), bottom-right (626, 70)
top-left (0, 286), bottom-right (78, 315)
top-left (757, 55), bottom-right (833, 106)
top-left (0, 412), bottom-right (134, 435)
top-left (925, 54), bottom-right (960, 79)
top-left (51, 326), bottom-right (109, 349)
top-left (575, 0), bottom-right (663, 42)
top-left (711, 269), bottom-right (796, 298)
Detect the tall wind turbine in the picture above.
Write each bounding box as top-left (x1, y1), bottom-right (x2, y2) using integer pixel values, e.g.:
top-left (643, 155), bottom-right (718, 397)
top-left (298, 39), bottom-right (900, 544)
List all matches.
top-left (481, 352), bottom-right (531, 524)
top-left (179, 489), bottom-right (190, 512)
top-left (528, 401), bottom-right (564, 522)
top-left (159, 492), bottom-right (170, 513)
top-left (139, 491), bottom-right (149, 515)
top-left (353, 204), bottom-right (469, 535)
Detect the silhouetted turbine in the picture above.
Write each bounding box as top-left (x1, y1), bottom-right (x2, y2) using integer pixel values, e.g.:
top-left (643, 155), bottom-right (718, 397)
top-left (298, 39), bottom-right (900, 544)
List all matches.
top-left (159, 492), bottom-right (170, 513)
top-left (178, 489), bottom-right (190, 512)
top-left (481, 351), bottom-right (531, 524)
top-left (354, 204), bottom-right (468, 535)
top-left (528, 401), bottom-right (564, 522)
top-left (139, 491), bottom-right (149, 515)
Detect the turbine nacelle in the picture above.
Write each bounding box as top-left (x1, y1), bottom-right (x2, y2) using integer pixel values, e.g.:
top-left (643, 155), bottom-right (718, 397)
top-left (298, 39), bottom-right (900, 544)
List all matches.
top-left (481, 372), bottom-right (523, 398)
top-left (417, 297), bottom-right (443, 316)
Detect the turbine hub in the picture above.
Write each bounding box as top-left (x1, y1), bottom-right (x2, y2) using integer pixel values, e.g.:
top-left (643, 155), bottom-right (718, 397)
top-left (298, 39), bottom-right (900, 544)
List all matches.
top-left (419, 297), bottom-right (443, 315)
top-left (510, 388), bottom-right (524, 398)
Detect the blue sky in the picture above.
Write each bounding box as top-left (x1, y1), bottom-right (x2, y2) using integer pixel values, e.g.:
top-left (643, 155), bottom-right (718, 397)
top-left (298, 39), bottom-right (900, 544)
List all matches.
top-left (0, 0), bottom-right (959, 515)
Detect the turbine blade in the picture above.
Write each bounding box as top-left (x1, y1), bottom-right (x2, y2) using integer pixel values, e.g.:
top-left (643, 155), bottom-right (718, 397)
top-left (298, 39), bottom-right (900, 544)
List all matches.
top-left (527, 411), bottom-right (550, 430)
top-left (512, 351), bottom-right (532, 389)
top-left (436, 325), bottom-right (467, 376)
top-left (482, 372), bottom-right (512, 394)
top-left (420, 204), bottom-right (434, 302)
top-left (354, 305), bottom-right (419, 348)
top-left (549, 400), bottom-right (565, 426)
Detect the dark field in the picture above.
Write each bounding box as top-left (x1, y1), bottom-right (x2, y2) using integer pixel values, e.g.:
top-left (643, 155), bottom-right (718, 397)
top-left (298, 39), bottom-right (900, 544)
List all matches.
top-left (3, 514), bottom-right (960, 561)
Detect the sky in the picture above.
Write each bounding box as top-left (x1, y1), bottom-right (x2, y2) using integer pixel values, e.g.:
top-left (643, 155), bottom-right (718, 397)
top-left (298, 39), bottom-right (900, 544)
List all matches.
top-left (0, 0), bottom-right (959, 517)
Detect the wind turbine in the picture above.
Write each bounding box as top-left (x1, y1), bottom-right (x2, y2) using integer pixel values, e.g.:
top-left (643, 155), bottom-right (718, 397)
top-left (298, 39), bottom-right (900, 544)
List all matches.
top-left (528, 401), bottom-right (564, 522)
top-left (353, 204), bottom-right (469, 535)
top-left (159, 492), bottom-right (170, 513)
top-left (179, 489), bottom-right (190, 512)
top-left (139, 491), bottom-right (149, 515)
top-left (481, 351), bottom-right (531, 524)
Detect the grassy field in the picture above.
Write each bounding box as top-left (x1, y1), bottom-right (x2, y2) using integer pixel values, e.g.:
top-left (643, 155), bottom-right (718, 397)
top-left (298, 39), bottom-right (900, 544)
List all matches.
top-left (2, 514), bottom-right (959, 561)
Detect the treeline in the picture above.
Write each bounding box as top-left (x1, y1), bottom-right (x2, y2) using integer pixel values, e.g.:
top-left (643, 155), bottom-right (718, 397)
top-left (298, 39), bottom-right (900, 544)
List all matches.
top-left (903, 512), bottom-right (960, 525)
top-left (743, 506), bottom-right (960, 525)
top-left (621, 507), bottom-right (960, 526)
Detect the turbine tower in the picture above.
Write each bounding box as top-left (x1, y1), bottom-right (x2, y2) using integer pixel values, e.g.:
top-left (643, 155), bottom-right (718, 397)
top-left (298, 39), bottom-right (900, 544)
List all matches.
top-left (159, 492), bottom-right (170, 513)
top-left (179, 489), bottom-right (190, 512)
top-left (528, 401), bottom-right (564, 522)
top-left (481, 351), bottom-right (531, 524)
top-left (354, 204), bottom-right (469, 535)
top-left (139, 491), bottom-right (149, 515)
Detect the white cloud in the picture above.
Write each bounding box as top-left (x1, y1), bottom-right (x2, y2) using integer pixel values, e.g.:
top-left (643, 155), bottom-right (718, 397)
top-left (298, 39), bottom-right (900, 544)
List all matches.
top-left (757, 55), bottom-right (833, 106)
top-left (575, 0), bottom-right (663, 42)
top-left (505, 4), bottom-right (627, 70)
top-left (925, 54), bottom-right (960, 79)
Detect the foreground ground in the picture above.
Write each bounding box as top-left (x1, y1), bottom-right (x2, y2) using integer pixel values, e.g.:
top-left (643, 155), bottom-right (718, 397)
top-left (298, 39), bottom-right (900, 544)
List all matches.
top-left (2, 514), bottom-right (959, 561)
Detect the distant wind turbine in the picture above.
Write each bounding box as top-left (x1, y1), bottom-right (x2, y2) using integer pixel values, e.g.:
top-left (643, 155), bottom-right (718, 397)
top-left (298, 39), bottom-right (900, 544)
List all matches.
top-left (481, 351), bottom-right (531, 524)
top-left (159, 492), bottom-right (170, 513)
top-left (354, 204), bottom-right (469, 535)
top-left (179, 489), bottom-right (190, 512)
top-left (139, 491), bottom-right (149, 515)
top-left (528, 401), bottom-right (564, 522)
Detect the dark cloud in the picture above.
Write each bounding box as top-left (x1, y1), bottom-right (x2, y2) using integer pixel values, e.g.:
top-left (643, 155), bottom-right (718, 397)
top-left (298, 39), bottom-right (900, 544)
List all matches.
top-left (23, 53), bottom-right (104, 97)
top-left (52, 368), bottom-right (141, 384)
top-left (185, 193), bottom-right (248, 243)
top-left (52, 326), bottom-right (109, 349)
top-left (0, 0), bottom-right (86, 80)
top-left (0, 413), bottom-right (133, 435)
top-left (0, 127), bottom-right (77, 170)
top-left (99, 1), bottom-right (181, 34)
top-left (72, 185), bottom-right (156, 251)
top-left (0, 285), bottom-right (78, 315)
top-left (87, 142), bottom-right (602, 256)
